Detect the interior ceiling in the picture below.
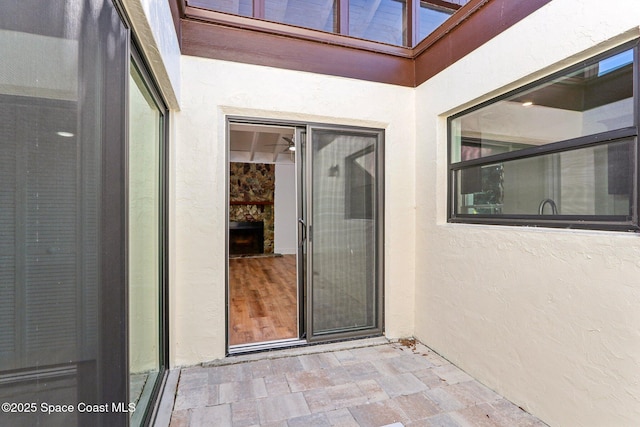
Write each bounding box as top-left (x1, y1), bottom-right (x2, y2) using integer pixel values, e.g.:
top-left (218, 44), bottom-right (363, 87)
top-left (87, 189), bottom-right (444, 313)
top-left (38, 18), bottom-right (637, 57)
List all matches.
top-left (229, 123), bottom-right (296, 164)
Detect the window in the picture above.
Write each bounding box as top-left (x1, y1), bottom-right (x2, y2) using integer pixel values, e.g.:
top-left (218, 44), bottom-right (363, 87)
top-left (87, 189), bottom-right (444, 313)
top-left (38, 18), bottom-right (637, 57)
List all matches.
top-left (128, 48), bottom-right (169, 426)
top-left (185, 0), bottom-right (469, 47)
top-left (265, 0), bottom-right (336, 33)
top-left (448, 42), bottom-right (638, 231)
top-left (419, 1), bottom-right (454, 41)
top-left (0, 1), bottom-right (129, 425)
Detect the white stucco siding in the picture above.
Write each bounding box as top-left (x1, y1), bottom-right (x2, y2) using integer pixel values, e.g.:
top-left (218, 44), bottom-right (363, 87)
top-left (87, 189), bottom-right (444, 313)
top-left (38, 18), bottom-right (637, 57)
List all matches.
top-left (415, 1), bottom-right (640, 426)
top-left (121, 0), bottom-right (181, 109)
top-left (173, 57), bottom-right (416, 366)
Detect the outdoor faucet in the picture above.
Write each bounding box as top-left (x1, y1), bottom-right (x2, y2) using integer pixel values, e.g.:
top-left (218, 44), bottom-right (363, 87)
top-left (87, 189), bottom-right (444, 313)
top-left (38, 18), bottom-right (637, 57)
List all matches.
top-left (538, 198), bottom-right (558, 215)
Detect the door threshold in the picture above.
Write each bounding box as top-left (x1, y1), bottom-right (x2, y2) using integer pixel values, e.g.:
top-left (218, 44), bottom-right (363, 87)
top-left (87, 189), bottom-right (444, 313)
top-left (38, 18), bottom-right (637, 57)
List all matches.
top-left (228, 338), bottom-right (307, 355)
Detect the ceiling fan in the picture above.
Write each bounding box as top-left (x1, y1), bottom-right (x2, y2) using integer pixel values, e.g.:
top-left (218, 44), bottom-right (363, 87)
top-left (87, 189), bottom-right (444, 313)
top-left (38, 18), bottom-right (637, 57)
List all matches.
top-left (265, 136), bottom-right (296, 152)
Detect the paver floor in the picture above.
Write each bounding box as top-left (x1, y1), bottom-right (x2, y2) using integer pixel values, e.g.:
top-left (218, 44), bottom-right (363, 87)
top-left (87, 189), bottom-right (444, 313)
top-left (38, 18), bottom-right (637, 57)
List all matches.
top-left (168, 339), bottom-right (548, 427)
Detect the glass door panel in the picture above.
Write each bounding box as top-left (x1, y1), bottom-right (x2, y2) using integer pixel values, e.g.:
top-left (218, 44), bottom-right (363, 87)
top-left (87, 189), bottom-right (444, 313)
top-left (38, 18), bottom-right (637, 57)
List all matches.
top-left (306, 127), bottom-right (383, 340)
top-left (128, 62), bottom-right (163, 426)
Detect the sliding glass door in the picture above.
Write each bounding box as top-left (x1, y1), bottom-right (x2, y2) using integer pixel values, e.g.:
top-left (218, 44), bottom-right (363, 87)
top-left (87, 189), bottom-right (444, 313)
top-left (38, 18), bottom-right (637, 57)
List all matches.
top-left (304, 126), bottom-right (383, 340)
top-left (225, 120), bottom-right (383, 350)
top-left (0, 1), bottom-right (128, 425)
top-left (128, 50), bottom-right (167, 426)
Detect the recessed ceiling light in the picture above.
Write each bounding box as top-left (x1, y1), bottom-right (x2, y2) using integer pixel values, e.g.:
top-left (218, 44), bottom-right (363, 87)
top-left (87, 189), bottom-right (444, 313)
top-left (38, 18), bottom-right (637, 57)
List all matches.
top-left (57, 131), bottom-right (75, 137)
top-left (522, 101), bottom-right (534, 107)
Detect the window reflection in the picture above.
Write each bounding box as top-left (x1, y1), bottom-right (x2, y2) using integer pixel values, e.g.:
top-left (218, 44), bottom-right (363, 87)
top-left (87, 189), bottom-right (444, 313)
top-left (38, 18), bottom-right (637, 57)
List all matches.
top-left (349, 0), bottom-right (406, 45)
top-left (265, 0), bottom-right (336, 32)
top-left (456, 140), bottom-right (633, 217)
top-left (128, 63), bottom-right (162, 426)
top-left (187, 0), bottom-right (253, 16)
top-left (419, 2), bottom-right (453, 41)
top-left (451, 48), bottom-right (634, 163)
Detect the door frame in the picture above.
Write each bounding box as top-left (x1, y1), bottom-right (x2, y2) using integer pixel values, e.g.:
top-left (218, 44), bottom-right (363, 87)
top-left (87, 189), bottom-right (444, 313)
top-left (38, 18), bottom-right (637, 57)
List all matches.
top-left (225, 116), bottom-right (385, 355)
top-left (303, 124), bottom-right (385, 343)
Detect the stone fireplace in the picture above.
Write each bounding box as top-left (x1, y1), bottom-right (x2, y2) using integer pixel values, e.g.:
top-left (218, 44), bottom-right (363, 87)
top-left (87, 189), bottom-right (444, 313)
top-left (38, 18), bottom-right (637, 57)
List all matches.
top-left (229, 221), bottom-right (264, 255)
top-left (229, 162), bottom-right (275, 254)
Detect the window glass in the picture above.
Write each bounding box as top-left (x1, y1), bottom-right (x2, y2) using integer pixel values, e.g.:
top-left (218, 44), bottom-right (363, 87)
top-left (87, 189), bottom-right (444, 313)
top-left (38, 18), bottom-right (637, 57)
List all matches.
top-left (187, 0), bottom-right (253, 17)
top-left (455, 139), bottom-right (634, 217)
top-left (128, 63), bottom-right (163, 426)
top-left (451, 48), bottom-right (634, 163)
top-left (349, 0), bottom-right (406, 45)
top-left (449, 44), bottom-right (638, 229)
top-left (418, 3), bottom-right (453, 41)
top-left (265, 0), bottom-right (336, 33)
top-left (0, 0), bottom-right (128, 425)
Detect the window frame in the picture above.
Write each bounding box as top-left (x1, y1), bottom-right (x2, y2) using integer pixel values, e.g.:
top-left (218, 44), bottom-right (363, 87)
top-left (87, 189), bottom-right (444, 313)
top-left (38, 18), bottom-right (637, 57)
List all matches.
top-left (185, 0), bottom-right (462, 47)
top-left (447, 40), bottom-right (640, 232)
top-left (127, 39), bottom-right (171, 426)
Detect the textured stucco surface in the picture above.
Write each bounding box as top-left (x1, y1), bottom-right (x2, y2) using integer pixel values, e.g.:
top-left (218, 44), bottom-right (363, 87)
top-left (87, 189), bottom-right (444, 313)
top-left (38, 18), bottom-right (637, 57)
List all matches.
top-left (414, 1), bottom-right (640, 426)
top-left (121, 0), bottom-right (181, 109)
top-left (173, 57), bottom-right (416, 366)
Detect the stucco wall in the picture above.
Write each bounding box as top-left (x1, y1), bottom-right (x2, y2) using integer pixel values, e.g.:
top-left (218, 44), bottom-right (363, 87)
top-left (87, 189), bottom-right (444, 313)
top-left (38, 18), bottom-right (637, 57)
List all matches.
top-left (121, 0), bottom-right (181, 109)
top-left (173, 57), bottom-right (416, 366)
top-left (414, 1), bottom-right (640, 426)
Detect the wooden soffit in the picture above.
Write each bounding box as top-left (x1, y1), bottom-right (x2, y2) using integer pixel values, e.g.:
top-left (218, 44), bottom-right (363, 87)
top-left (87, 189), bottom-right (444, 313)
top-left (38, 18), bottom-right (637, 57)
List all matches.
top-left (172, 0), bottom-right (552, 88)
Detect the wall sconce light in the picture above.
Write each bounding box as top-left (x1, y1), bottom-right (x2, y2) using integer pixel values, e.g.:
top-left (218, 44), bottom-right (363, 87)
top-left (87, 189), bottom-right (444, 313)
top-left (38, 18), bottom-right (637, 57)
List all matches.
top-left (328, 164), bottom-right (339, 177)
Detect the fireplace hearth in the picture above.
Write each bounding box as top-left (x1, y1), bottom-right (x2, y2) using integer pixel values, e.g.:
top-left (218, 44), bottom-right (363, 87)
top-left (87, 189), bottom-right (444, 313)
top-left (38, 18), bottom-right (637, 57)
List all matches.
top-left (229, 221), bottom-right (264, 255)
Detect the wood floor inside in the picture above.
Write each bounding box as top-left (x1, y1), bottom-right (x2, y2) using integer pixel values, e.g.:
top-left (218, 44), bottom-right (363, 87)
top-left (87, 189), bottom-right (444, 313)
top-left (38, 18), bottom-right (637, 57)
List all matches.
top-left (228, 254), bottom-right (298, 346)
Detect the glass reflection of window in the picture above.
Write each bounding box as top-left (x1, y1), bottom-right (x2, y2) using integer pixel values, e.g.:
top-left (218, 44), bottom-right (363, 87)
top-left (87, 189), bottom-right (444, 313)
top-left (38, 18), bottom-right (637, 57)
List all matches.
top-left (128, 63), bottom-right (162, 426)
top-left (265, 0), bottom-right (336, 32)
top-left (349, 0), bottom-right (406, 46)
top-left (450, 48), bottom-right (635, 164)
top-left (346, 146), bottom-right (376, 219)
top-left (187, 0), bottom-right (253, 17)
top-left (419, 2), bottom-right (453, 41)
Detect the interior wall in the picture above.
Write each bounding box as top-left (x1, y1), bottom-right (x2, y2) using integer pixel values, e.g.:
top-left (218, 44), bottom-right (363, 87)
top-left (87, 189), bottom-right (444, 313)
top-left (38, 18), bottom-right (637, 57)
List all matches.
top-left (414, 1), bottom-right (640, 426)
top-left (274, 163), bottom-right (297, 254)
top-left (174, 56), bottom-right (416, 365)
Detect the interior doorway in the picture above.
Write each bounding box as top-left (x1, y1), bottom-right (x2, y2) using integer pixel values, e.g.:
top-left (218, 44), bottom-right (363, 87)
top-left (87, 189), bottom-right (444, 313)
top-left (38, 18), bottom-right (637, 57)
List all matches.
top-left (227, 119), bottom-right (384, 353)
top-left (227, 123), bottom-right (301, 350)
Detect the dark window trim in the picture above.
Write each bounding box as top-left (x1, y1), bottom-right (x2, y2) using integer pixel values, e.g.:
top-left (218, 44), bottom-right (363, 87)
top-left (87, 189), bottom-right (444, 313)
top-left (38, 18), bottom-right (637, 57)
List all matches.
top-left (447, 41), bottom-right (640, 232)
top-left (451, 128), bottom-right (638, 169)
top-left (171, 0), bottom-right (551, 87)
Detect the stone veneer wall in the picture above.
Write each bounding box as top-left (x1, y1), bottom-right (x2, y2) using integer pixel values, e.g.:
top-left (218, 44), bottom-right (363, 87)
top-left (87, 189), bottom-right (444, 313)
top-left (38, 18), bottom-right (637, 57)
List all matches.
top-left (229, 163), bottom-right (275, 253)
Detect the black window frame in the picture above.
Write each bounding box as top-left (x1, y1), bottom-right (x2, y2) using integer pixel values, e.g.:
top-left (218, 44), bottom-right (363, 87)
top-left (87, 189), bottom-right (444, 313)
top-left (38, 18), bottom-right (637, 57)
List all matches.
top-left (447, 40), bottom-right (640, 232)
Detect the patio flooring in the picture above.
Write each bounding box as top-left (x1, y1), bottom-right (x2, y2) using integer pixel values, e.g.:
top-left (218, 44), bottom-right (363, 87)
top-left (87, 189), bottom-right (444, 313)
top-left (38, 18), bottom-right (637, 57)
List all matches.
top-left (167, 338), bottom-right (547, 427)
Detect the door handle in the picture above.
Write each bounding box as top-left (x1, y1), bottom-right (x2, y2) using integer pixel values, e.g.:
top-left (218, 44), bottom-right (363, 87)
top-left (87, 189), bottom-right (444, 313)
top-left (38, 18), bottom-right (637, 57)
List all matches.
top-left (298, 218), bottom-right (306, 245)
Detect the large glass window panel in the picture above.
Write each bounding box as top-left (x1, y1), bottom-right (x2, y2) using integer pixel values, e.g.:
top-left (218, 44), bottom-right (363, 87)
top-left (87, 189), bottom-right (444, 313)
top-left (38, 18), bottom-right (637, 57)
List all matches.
top-left (450, 48), bottom-right (634, 163)
top-left (454, 139), bottom-right (634, 218)
top-left (187, 0), bottom-right (253, 17)
top-left (128, 63), bottom-right (163, 426)
top-left (349, 0), bottom-right (406, 45)
top-left (0, 1), bottom-right (128, 426)
top-left (265, 0), bottom-right (336, 33)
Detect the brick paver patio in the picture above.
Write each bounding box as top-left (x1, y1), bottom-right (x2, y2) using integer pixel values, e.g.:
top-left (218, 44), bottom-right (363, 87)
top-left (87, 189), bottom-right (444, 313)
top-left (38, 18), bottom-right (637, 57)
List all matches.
top-left (168, 339), bottom-right (547, 427)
